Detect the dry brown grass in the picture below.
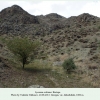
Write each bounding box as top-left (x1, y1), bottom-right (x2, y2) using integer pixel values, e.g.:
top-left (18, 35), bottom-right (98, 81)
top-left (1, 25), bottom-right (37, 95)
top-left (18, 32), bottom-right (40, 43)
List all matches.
top-left (1, 53), bottom-right (99, 88)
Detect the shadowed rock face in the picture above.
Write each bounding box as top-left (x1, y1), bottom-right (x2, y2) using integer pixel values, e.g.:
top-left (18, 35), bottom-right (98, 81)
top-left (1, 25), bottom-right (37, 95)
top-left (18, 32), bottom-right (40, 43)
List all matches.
top-left (75, 13), bottom-right (99, 26)
top-left (0, 5), bottom-right (40, 34)
top-left (0, 5), bottom-right (25, 16)
top-left (0, 57), bottom-right (8, 68)
top-left (0, 5), bottom-right (39, 24)
top-left (45, 13), bottom-right (64, 18)
top-left (77, 13), bottom-right (98, 22)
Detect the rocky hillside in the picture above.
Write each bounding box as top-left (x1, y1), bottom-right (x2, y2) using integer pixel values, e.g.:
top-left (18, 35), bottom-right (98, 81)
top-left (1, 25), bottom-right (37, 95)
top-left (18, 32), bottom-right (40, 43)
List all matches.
top-left (0, 5), bottom-right (100, 35)
top-left (0, 5), bottom-right (100, 57)
top-left (0, 5), bottom-right (39, 34)
top-left (0, 5), bottom-right (67, 35)
top-left (1, 5), bottom-right (100, 87)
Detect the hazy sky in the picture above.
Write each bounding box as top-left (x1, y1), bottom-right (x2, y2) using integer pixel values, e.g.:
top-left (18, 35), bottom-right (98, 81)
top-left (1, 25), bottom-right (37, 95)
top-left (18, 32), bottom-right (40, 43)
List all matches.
top-left (0, 0), bottom-right (100, 18)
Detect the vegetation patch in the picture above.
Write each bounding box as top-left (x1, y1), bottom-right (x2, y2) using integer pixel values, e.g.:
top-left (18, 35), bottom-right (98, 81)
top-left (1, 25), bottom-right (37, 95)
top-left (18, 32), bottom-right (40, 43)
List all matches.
top-left (62, 58), bottom-right (76, 73)
top-left (6, 37), bottom-right (40, 69)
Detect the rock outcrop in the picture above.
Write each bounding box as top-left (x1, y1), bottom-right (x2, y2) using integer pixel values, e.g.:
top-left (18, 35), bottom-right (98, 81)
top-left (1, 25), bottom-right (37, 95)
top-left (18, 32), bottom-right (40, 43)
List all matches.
top-left (28, 85), bottom-right (44, 88)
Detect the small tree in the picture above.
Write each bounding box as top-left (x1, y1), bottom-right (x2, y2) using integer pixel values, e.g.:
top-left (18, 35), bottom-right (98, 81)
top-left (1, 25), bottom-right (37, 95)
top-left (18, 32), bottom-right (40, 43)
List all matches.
top-left (7, 37), bottom-right (40, 69)
top-left (62, 58), bottom-right (76, 73)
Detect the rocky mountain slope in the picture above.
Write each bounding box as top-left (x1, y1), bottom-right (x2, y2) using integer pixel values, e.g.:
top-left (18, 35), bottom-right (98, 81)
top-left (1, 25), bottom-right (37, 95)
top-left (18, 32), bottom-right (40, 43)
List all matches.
top-left (1, 4), bottom-right (100, 63)
top-left (1, 5), bottom-right (100, 87)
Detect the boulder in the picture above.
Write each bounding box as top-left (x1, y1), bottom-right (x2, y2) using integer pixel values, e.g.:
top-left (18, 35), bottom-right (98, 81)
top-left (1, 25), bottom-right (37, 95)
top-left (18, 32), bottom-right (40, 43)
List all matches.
top-left (28, 85), bottom-right (44, 88)
top-left (53, 61), bottom-right (63, 67)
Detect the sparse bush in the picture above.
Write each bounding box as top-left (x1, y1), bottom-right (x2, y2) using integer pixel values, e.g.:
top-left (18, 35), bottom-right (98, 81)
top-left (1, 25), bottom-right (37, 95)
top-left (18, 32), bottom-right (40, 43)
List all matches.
top-left (98, 25), bottom-right (100, 29)
top-left (62, 58), bottom-right (76, 73)
top-left (6, 37), bottom-right (40, 69)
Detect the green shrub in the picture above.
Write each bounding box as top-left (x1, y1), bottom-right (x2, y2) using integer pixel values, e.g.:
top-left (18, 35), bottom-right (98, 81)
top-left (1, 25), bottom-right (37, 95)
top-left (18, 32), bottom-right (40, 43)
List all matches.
top-left (98, 25), bottom-right (100, 29)
top-left (62, 58), bottom-right (76, 73)
top-left (6, 37), bottom-right (40, 69)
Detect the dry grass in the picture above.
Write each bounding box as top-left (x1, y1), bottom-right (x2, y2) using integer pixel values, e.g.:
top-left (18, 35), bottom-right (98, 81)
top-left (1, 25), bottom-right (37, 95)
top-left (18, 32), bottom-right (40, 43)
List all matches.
top-left (1, 35), bottom-right (100, 88)
top-left (0, 53), bottom-right (99, 88)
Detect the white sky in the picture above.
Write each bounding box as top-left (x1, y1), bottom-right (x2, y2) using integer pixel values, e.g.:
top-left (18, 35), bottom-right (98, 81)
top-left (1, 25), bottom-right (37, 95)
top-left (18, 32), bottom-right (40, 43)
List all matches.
top-left (0, 0), bottom-right (100, 18)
